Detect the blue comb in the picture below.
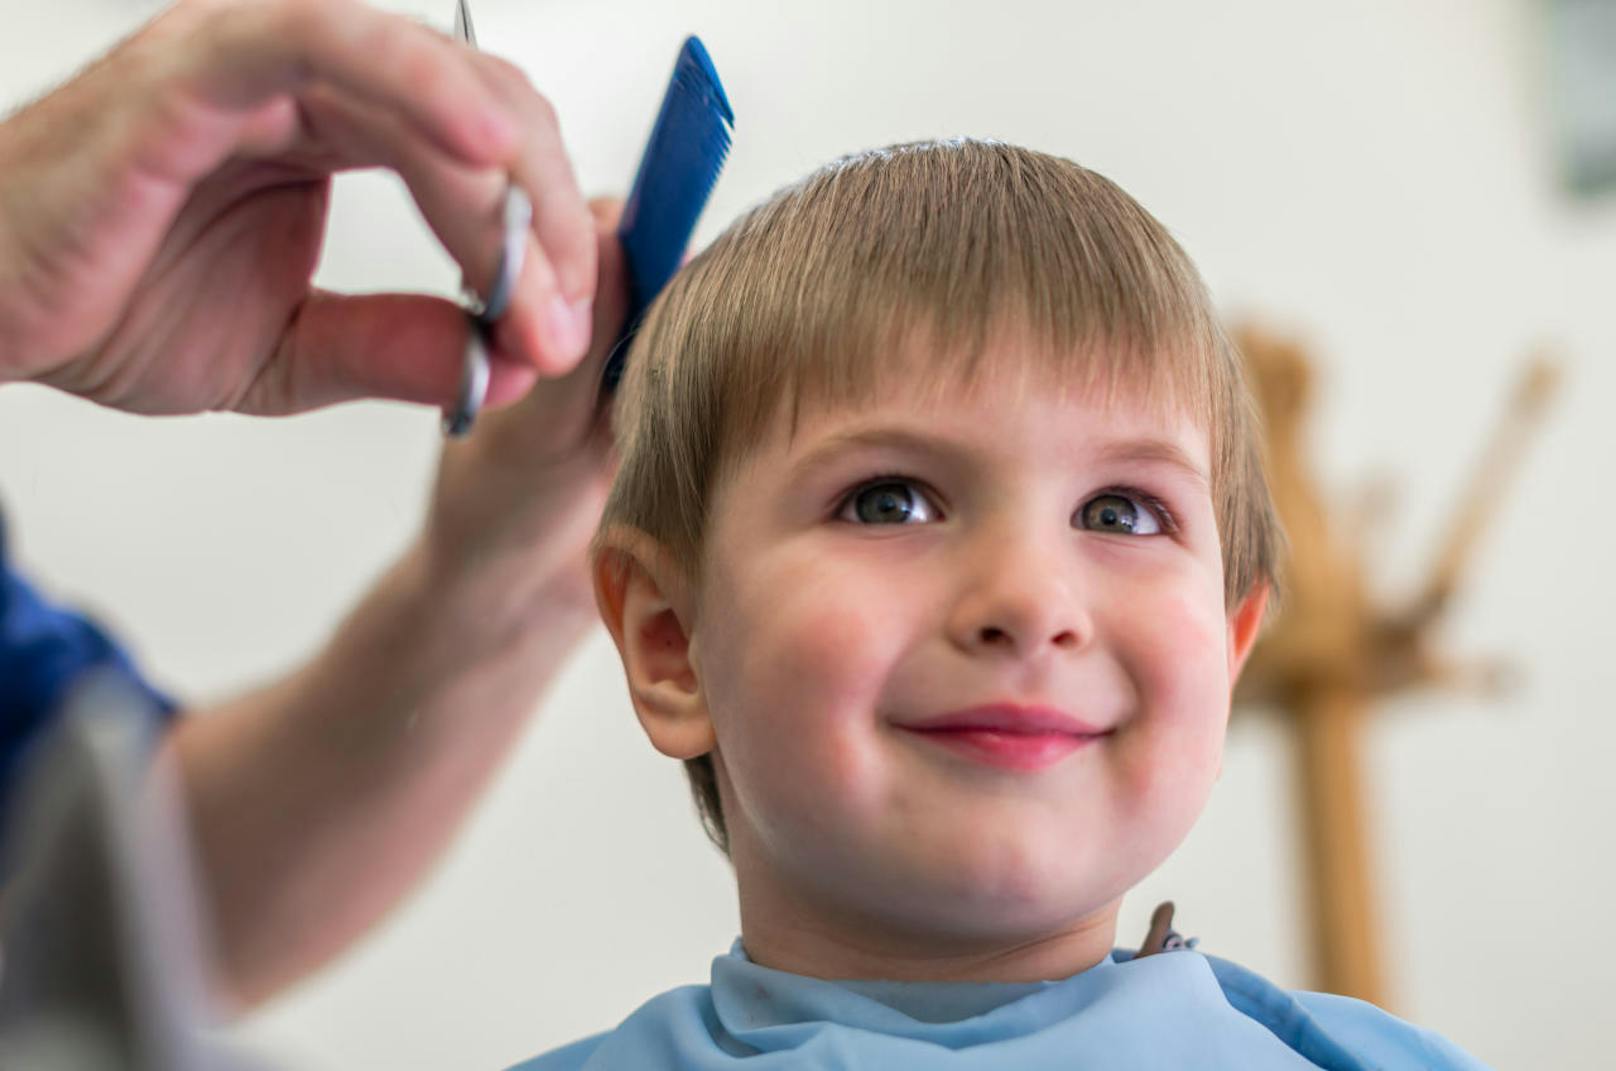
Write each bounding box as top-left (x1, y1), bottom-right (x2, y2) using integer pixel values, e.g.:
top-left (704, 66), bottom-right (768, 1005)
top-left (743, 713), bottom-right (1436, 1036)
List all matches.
top-left (600, 36), bottom-right (734, 395)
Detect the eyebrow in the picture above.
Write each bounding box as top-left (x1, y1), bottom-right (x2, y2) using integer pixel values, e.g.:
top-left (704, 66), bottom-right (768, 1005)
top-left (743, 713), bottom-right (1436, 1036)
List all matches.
top-left (787, 426), bottom-right (1210, 489)
top-left (1093, 438), bottom-right (1210, 489)
top-left (787, 427), bottom-right (973, 480)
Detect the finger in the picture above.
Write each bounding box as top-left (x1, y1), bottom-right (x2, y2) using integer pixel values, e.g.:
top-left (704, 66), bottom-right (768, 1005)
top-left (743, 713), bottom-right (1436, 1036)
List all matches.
top-left (588, 195), bottom-right (626, 230)
top-left (470, 57), bottom-right (598, 374)
top-left (294, 84), bottom-right (503, 255)
top-left (557, 219), bottom-right (631, 412)
top-left (296, 85), bottom-right (592, 376)
top-left (172, 0), bottom-right (515, 178)
top-left (491, 218), bottom-right (632, 449)
top-left (240, 290), bottom-right (535, 416)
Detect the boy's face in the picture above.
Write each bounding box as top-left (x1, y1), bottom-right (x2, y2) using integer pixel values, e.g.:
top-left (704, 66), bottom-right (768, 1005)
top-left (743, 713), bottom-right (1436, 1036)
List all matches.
top-left (607, 340), bottom-right (1266, 980)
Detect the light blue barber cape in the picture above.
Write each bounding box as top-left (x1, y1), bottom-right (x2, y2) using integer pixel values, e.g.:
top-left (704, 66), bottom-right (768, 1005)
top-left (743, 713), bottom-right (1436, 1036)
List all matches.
top-left (512, 939), bottom-right (1490, 1070)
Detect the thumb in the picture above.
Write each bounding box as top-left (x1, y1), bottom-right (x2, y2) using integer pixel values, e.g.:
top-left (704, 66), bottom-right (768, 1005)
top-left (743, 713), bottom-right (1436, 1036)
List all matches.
top-left (238, 290), bottom-right (536, 416)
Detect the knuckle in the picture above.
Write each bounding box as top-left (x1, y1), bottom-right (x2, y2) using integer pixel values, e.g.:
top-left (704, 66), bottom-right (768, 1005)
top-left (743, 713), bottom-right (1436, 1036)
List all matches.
top-left (396, 41), bottom-right (444, 94)
top-left (270, 0), bottom-right (327, 42)
top-left (482, 56), bottom-right (546, 118)
top-left (521, 88), bottom-right (559, 133)
top-left (357, 14), bottom-right (427, 79)
top-left (485, 55), bottom-right (529, 90)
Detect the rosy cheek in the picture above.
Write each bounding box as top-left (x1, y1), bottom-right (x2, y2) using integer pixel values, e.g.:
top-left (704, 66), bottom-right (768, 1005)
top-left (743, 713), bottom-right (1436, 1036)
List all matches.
top-left (750, 569), bottom-right (868, 700)
top-left (1130, 577), bottom-right (1229, 705)
top-left (721, 567), bottom-right (891, 792)
top-left (1108, 581), bottom-right (1230, 801)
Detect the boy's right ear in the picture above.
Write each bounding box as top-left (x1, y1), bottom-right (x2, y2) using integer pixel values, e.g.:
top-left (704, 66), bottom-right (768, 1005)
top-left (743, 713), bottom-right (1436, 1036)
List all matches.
top-left (591, 527), bottom-right (715, 760)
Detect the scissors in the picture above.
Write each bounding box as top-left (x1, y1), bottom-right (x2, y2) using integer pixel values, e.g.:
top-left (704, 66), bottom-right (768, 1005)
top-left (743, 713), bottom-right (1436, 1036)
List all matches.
top-left (444, 0), bottom-right (533, 437)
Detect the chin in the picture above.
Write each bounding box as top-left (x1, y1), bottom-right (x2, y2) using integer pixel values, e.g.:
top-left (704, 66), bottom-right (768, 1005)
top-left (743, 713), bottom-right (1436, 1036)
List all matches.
top-left (859, 837), bottom-right (1128, 940)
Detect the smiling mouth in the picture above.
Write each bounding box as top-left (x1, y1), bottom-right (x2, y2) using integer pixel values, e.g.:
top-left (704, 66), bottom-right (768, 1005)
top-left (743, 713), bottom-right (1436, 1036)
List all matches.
top-left (897, 726), bottom-right (1106, 772)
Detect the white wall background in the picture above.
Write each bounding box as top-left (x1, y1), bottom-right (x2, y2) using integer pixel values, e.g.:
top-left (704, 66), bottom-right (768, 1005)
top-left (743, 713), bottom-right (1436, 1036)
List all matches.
top-left (3, 0), bottom-right (1613, 1067)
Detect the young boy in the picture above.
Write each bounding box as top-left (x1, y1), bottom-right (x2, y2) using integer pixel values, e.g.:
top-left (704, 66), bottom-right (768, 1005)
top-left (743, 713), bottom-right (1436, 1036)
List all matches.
top-left (515, 139), bottom-right (1489, 1069)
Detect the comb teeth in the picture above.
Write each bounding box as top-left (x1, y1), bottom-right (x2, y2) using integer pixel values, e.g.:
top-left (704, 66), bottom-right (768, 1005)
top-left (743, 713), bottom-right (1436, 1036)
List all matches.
top-left (603, 36), bottom-right (734, 393)
top-left (619, 39), bottom-right (734, 311)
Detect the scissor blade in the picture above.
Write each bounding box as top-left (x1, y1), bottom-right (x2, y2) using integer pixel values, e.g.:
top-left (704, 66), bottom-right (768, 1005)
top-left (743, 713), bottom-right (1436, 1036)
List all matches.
top-left (453, 0), bottom-right (477, 47)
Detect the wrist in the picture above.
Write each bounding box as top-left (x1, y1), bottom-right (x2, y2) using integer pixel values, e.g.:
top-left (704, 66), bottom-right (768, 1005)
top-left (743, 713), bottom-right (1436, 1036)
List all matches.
top-left (293, 541), bottom-right (594, 753)
top-left (406, 528), bottom-right (599, 667)
top-left (420, 437), bottom-right (610, 637)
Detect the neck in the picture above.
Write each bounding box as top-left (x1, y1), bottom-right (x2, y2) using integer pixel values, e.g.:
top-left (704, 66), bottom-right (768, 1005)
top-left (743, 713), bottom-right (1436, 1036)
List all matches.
top-left (732, 853), bottom-right (1121, 984)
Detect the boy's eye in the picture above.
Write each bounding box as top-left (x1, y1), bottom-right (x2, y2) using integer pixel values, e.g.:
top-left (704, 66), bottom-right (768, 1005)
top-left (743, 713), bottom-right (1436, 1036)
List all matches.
top-left (838, 481), bottom-right (1172, 535)
top-left (1078, 492), bottom-right (1163, 536)
top-left (839, 478), bottom-right (937, 525)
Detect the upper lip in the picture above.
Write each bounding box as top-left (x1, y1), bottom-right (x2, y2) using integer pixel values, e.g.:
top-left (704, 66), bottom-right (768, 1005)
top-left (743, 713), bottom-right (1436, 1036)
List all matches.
top-left (896, 703), bottom-right (1110, 736)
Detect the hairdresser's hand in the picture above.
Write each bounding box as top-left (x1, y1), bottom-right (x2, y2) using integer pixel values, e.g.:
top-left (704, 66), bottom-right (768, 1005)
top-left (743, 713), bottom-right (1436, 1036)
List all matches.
top-left (0, 0), bottom-right (595, 415)
top-left (170, 204), bottom-right (624, 1007)
top-left (423, 197), bottom-right (627, 626)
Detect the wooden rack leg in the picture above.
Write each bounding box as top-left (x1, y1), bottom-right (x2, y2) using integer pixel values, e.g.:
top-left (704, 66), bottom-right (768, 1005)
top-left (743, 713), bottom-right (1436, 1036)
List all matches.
top-left (1294, 686), bottom-right (1387, 1008)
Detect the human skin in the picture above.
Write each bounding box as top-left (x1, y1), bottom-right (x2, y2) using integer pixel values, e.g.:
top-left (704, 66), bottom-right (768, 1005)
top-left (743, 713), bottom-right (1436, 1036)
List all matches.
top-left (0, 0), bottom-right (621, 1007)
top-left (0, 0), bottom-right (596, 414)
top-left (596, 342), bottom-right (1268, 984)
top-left (168, 199), bottom-right (627, 1009)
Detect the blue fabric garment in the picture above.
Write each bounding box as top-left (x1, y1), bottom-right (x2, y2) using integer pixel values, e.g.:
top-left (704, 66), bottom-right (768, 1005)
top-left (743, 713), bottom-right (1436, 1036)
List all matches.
top-left (0, 511), bottom-right (176, 820)
top-left (511, 939), bottom-right (1492, 1070)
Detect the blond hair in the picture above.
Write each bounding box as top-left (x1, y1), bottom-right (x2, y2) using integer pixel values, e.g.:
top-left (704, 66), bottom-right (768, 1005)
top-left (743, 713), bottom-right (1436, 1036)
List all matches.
top-left (592, 139), bottom-right (1282, 854)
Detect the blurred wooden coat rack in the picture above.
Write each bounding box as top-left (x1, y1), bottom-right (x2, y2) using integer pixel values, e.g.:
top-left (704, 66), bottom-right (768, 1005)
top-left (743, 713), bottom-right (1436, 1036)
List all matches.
top-left (1232, 324), bottom-right (1559, 1008)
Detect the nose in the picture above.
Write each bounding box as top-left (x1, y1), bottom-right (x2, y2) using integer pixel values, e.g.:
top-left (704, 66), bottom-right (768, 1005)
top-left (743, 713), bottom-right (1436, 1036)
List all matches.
top-left (946, 523), bottom-right (1093, 659)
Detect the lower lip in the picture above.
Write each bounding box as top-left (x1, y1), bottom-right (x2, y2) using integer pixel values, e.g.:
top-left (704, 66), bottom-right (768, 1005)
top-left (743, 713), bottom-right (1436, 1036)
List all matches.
top-left (899, 728), bottom-right (1103, 771)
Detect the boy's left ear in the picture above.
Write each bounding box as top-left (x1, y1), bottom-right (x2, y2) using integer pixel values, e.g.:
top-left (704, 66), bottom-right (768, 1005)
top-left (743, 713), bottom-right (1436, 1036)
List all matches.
top-left (1226, 582), bottom-right (1270, 682)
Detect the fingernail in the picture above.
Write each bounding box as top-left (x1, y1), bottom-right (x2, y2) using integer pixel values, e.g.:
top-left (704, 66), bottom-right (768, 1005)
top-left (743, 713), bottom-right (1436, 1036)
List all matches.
top-left (543, 294), bottom-right (593, 364)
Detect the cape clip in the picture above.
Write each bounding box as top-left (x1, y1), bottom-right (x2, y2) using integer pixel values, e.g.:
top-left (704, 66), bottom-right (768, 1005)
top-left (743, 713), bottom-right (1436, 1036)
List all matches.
top-left (1135, 900), bottom-right (1200, 958)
